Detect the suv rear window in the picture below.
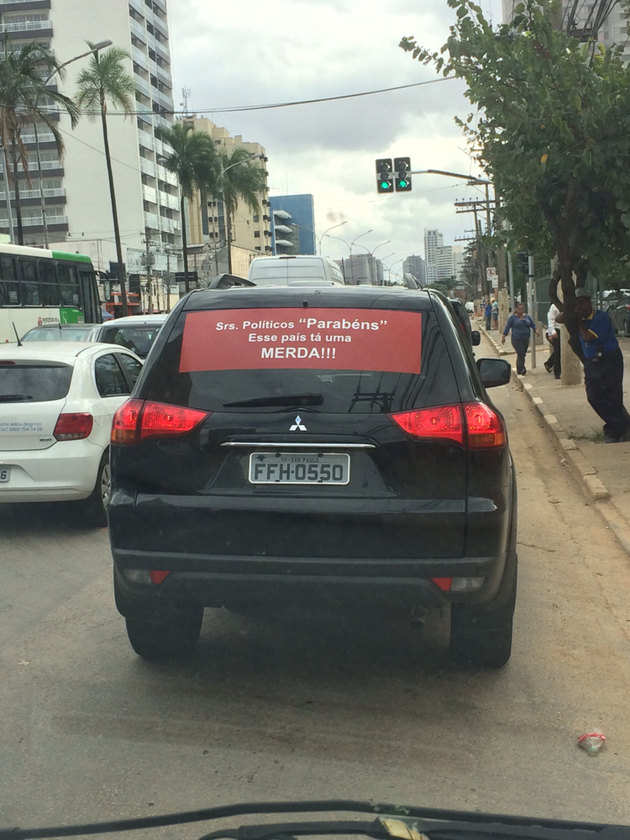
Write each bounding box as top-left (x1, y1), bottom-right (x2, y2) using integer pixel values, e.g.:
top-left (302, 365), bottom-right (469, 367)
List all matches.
top-left (145, 306), bottom-right (459, 414)
top-left (0, 362), bottom-right (72, 402)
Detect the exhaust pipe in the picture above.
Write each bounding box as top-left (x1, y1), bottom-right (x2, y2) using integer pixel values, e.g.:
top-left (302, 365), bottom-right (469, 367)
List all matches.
top-left (410, 605), bottom-right (428, 631)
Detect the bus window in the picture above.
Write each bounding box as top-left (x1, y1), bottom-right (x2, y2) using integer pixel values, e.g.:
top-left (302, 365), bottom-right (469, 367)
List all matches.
top-left (20, 259), bottom-right (39, 305)
top-left (39, 260), bottom-right (59, 306)
top-left (0, 256), bottom-right (18, 306)
top-left (58, 264), bottom-right (79, 307)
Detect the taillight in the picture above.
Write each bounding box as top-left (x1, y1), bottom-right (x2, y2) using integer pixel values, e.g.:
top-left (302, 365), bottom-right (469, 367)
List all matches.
top-left (111, 399), bottom-right (209, 444)
top-left (389, 405), bottom-right (464, 445)
top-left (463, 402), bottom-right (506, 448)
top-left (390, 402), bottom-right (505, 448)
top-left (54, 412), bottom-right (93, 440)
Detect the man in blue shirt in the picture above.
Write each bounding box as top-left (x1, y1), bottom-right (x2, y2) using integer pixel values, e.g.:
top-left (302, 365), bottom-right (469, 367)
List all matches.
top-left (571, 288), bottom-right (630, 443)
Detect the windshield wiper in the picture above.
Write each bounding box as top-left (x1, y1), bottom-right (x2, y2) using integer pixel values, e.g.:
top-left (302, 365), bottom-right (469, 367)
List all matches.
top-left (224, 393), bottom-right (323, 408)
top-left (1, 800), bottom-right (627, 840)
top-left (0, 394), bottom-right (34, 402)
top-left (0, 800), bottom-right (630, 840)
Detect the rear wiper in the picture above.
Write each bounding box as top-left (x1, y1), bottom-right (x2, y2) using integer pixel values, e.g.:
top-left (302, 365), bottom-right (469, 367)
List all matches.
top-left (0, 394), bottom-right (34, 402)
top-left (224, 393), bottom-right (323, 408)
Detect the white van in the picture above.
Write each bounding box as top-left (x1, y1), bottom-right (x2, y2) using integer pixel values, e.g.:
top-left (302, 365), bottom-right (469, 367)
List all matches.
top-left (247, 255), bottom-right (345, 286)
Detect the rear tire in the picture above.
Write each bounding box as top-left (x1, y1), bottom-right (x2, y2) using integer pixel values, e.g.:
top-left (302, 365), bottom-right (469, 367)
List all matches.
top-left (125, 609), bottom-right (203, 660)
top-left (82, 451), bottom-right (110, 527)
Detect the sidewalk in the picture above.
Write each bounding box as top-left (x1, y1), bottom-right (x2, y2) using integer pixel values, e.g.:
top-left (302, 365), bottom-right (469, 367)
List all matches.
top-left (477, 320), bottom-right (630, 556)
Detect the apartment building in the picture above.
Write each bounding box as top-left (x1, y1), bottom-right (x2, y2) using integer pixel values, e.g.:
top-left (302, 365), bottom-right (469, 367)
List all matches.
top-left (403, 254), bottom-right (425, 287)
top-left (187, 117), bottom-right (271, 272)
top-left (0, 0), bottom-right (180, 301)
top-left (424, 228), bottom-right (456, 285)
top-left (502, 0), bottom-right (628, 60)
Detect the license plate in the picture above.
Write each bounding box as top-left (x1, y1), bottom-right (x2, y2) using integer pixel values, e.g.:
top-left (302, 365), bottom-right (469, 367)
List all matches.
top-left (0, 466), bottom-right (9, 483)
top-left (249, 452), bottom-right (350, 485)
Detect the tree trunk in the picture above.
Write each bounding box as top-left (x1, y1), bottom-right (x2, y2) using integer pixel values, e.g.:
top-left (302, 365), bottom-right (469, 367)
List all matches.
top-left (10, 143), bottom-right (23, 245)
top-left (180, 194), bottom-right (189, 293)
top-left (100, 104), bottom-right (128, 316)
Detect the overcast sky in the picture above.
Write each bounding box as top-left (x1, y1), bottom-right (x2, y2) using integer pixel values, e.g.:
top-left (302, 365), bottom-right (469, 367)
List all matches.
top-left (167, 0), bottom-right (503, 273)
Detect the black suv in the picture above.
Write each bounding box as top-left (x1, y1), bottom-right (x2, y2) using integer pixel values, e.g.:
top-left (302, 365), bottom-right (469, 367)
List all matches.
top-left (109, 286), bottom-right (517, 666)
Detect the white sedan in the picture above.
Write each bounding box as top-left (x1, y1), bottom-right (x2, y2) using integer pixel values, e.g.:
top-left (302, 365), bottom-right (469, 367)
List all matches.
top-left (0, 341), bottom-right (142, 526)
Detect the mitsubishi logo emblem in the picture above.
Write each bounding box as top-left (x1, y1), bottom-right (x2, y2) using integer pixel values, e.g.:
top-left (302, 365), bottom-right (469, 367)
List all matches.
top-left (289, 415), bottom-right (307, 431)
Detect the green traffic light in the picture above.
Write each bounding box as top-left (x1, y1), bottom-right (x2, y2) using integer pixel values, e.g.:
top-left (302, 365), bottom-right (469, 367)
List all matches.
top-left (380, 181), bottom-right (390, 190)
top-left (399, 179), bottom-right (408, 188)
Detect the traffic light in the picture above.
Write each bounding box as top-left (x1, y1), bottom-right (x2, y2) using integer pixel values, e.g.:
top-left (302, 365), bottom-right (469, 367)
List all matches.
top-left (394, 157), bottom-right (412, 191)
top-left (375, 158), bottom-right (394, 193)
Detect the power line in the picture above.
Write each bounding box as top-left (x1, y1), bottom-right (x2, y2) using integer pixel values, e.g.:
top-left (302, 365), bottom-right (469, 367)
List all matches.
top-left (5, 75), bottom-right (455, 119)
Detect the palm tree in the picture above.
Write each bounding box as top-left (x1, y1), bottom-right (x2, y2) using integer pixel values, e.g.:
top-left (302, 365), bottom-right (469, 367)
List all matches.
top-left (0, 38), bottom-right (79, 244)
top-left (75, 43), bottom-right (135, 315)
top-left (154, 121), bottom-right (218, 292)
top-left (216, 148), bottom-right (267, 273)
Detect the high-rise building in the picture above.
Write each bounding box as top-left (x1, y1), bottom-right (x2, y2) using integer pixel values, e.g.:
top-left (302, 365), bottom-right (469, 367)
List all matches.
top-left (502, 0), bottom-right (628, 60)
top-left (186, 117), bottom-right (271, 275)
top-left (0, 0), bottom-right (181, 298)
top-left (269, 195), bottom-right (316, 255)
top-left (403, 255), bottom-right (425, 286)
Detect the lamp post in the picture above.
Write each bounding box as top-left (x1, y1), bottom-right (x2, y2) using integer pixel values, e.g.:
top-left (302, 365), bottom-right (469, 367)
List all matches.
top-left (317, 220), bottom-right (347, 254)
top-left (347, 228), bottom-right (373, 284)
top-left (35, 40), bottom-right (112, 247)
top-left (217, 154), bottom-right (263, 274)
top-left (352, 238), bottom-right (391, 285)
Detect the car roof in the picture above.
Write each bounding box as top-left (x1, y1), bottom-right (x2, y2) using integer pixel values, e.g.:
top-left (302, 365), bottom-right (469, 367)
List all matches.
top-left (181, 284), bottom-right (438, 311)
top-left (105, 314), bottom-right (168, 326)
top-left (25, 323), bottom-right (100, 330)
top-left (1, 341), bottom-right (142, 362)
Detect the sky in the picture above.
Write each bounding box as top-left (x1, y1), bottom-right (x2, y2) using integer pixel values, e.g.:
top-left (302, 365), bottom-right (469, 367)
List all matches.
top-left (166, 0), bottom-right (503, 274)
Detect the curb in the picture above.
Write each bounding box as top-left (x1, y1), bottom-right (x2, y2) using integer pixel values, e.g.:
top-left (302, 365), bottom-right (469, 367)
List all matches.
top-left (479, 322), bottom-right (607, 500)
top-left (478, 322), bottom-right (630, 557)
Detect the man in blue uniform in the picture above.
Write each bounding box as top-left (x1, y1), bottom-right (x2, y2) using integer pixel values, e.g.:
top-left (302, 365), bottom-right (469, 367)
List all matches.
top-left (569, 288), bottom-right (630, 443)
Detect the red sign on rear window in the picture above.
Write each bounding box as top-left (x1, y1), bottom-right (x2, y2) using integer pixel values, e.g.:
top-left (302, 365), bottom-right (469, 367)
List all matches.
top-left (180, 308), bottom-right (422, 374)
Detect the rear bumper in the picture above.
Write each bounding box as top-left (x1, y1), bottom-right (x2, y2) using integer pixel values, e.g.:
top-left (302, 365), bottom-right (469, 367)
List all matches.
top-left (112, 548), bottom-right (513, 616)
top-left (0, 441), bottom-right (102, 502)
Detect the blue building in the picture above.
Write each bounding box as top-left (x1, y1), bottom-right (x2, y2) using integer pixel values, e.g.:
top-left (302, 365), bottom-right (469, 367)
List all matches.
top-left (269, 194), bottom-right (316, 255)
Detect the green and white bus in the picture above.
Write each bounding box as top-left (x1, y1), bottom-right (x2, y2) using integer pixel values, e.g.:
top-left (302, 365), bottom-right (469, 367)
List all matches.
top-left (0, 244), bottom-right (102, 344)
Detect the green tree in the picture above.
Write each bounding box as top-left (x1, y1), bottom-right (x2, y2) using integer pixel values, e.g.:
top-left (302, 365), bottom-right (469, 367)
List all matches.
top-left (401, 0), bottom-right (630, 347)
top-left (215, 147), bottom-right (267, 272)
top-left (0, 38), bottom-right (79, 244)
top-left (75, 43), bottom-right (135, 315)
top-left (154, 121), bottom-right (219, 292)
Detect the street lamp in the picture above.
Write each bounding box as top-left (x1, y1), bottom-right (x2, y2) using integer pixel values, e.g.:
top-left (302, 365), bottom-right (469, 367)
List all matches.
top-left (217, 153), bottom-right (263, 273)
top-left (35, 40), bottom-right (113, 247)
top-left (350, 239), bottom-right (391, 285)
top-left (347, 228), bottom-right (373, 284)
top-left (317, 220), bottom-right (347, 254)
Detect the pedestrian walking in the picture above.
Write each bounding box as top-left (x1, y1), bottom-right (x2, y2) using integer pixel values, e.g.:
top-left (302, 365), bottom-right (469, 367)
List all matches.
top-left (501, 302), bottom-right (539, 375)
top-left (558, 288), bottom-right (630, 443)
top-left (491, 298), bottom-right (499, 329)
top-left (544, 302), bottom-right (562, 379)
top-left (484, 300), bottom-right (492, 330)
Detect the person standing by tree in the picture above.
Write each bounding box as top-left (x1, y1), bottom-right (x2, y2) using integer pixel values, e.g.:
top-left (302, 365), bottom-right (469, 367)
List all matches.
top-left (501, 302), bottom-right (538, 375)
top-left (484, 299), bottom-right (492, 330)
top-left (557, 288), bottom-right (630, 443)
top-left (544, 301), bottom-right (562, 379)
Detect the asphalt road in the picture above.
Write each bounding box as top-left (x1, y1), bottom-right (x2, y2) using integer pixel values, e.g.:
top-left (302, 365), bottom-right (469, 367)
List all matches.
top-left (2, 377), bottom-right (630, 835)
